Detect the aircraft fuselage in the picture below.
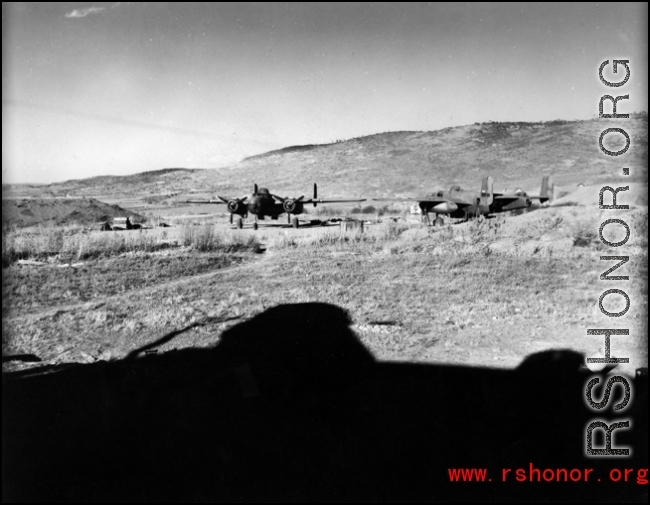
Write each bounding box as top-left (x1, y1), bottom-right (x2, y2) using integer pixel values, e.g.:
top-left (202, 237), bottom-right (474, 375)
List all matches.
top-left (418, 189), bottom-right (487, 220)
top-left (242, 188), bottom-right (305, 220)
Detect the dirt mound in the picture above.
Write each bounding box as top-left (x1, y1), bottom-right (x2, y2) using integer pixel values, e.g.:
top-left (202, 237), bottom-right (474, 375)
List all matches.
top-left (1, 198), bottom-right (144, 228)
top-left (551, 183), bottom-right (648, 207)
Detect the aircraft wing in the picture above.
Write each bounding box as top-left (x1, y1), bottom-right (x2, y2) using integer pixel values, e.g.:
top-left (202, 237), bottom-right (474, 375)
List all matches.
top-left (185, 200), bottom-right (227, 204)
top-left (372, 197), bottom-right (417, 202)
top-left (305, 198), bottom-right (367, 204)
top-left (185, 195), bottom-right (246, 205)
top-left (373, 197), bottom-right (473, 208)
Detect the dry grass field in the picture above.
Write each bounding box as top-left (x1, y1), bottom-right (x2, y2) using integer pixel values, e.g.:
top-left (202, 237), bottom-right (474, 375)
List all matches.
top-left (3, 190), bottom-right (647, 376)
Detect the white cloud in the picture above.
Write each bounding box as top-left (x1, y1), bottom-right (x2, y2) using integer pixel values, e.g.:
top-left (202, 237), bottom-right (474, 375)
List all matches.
top-left (65, 6), bottom-right (106, 19)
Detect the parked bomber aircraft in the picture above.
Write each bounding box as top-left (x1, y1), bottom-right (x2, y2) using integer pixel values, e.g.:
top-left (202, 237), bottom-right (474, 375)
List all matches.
top-left (186, 184), bottom-right (366, 229)
top-left (374, 176), bottom-right (553, 225)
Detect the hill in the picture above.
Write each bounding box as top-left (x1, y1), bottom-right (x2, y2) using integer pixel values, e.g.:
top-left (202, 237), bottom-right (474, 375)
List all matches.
top-left (3, 117), bottom-right (647, 199)
top-left (1, 198), bottom-right (144, 228)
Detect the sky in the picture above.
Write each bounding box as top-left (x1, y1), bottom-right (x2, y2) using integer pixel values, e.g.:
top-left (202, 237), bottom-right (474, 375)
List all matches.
top-left (2, 2), bottom-right (648, 184)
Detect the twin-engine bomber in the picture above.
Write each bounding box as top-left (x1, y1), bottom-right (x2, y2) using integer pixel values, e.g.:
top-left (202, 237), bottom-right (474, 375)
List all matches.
top-left (186, 183), bottom-right (366, 229)
top-left (374, 176), bottom-right (553, 225)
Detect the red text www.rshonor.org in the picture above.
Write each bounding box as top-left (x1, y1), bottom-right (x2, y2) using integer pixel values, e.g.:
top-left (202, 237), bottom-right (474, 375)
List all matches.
top-left (447, 465), bottom-right (648, 484)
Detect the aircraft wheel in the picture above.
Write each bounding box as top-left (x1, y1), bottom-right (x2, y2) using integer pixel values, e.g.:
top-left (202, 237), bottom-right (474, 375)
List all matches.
top-left (292, 216), bottom-right (299, 229)
top-left (236, 216), bottom-right (243, 229)
top-left (434, 216), bottom-right (444, 227)
top-left (253, 222), bottom-right (258, 231)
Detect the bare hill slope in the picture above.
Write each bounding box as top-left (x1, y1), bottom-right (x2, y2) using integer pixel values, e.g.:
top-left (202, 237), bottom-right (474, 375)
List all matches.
top-left (3, 117), bottom-right (647, 199)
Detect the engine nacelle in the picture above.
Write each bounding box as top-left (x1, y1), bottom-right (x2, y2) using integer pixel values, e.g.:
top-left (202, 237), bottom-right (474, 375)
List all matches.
top-left (431, 202), bottom-right (458, 214)
top-left (283, 199), bottom-right (304, 214)
top-left (227, 200), bottom-right (247, 215)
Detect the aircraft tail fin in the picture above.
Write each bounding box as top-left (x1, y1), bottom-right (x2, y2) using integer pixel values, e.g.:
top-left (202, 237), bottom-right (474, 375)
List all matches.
top-left (479, 175), bottom-right (494, 207)
top-left (539, 175), bottom-right (555, 203)
top-left (538, 176), bottom-right (554, 204)
top-left (254, 183), bottom-right (258, 195)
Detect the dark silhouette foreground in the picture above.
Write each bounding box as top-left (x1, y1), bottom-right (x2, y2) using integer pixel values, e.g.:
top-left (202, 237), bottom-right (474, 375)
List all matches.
top-left (3, 303), bottom-right (647, 502)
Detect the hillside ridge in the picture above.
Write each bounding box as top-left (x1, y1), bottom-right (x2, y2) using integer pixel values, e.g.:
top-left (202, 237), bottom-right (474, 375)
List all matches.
top-left (4, 117), bottom-right (647, 199)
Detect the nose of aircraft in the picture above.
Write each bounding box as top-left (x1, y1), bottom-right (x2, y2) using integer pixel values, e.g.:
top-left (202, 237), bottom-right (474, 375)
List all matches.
top-left (248, 195), bottom-right (262, 214)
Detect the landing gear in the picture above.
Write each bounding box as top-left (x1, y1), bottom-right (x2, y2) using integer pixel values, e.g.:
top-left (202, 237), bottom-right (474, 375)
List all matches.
top-left (292, 216), bottom-right (300, 229)
top-left (434, 216), bottom-right (444, 227)
top-left (235, 216), bottom-right (243, 229)
top-left (253, 222), bottom-right (258, 231)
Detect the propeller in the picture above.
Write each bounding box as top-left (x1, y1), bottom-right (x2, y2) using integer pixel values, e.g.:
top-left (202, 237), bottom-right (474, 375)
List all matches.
top-left (282, 195), bottom-right (305, 214)
top-left (218, 196), bottom-right (248, 214)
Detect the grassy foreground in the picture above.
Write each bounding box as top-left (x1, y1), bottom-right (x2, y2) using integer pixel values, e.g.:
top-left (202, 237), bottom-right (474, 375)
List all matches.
top-left (2, 208), bottom-right (647, 375)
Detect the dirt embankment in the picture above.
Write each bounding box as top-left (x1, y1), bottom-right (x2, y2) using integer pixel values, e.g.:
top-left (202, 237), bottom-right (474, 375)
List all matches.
top-left (1, 198), bottom-right (144, 228)
top-left (551, 182), bottom-right (648, 207)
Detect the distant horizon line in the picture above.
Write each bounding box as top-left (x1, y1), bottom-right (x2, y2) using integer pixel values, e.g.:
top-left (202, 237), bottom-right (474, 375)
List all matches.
top-left (4, 114), bottom-right (647, 187)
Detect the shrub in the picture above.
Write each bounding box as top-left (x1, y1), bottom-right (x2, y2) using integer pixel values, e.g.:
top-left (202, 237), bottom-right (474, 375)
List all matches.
top-left (571, 221), bottom-right (597, 247)
top-left (377, 222), bottom-right (410, 240)
top-left (1, 224), bottom-right (263, 265)
top-left (312, 206), bottom-right (342, 217)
